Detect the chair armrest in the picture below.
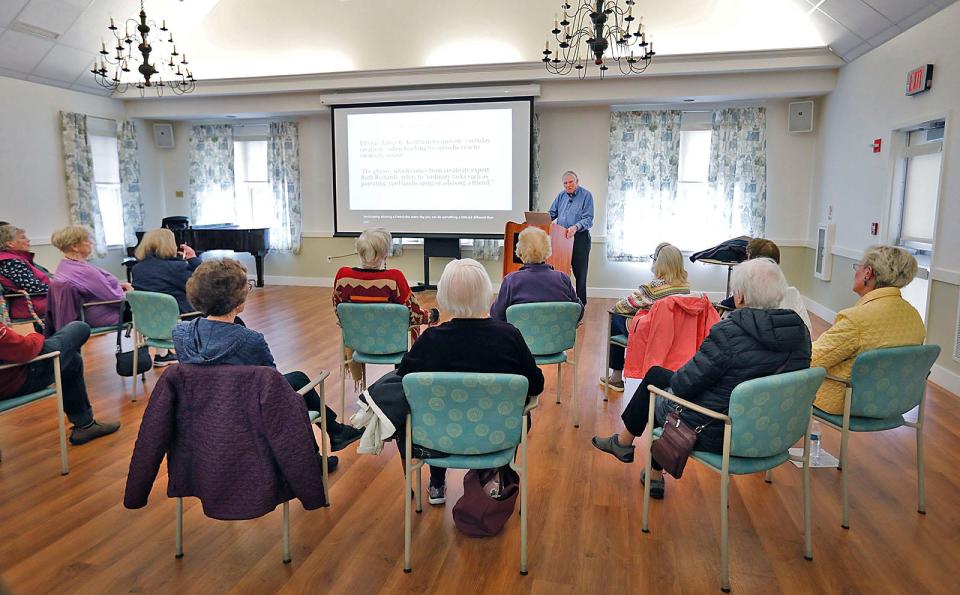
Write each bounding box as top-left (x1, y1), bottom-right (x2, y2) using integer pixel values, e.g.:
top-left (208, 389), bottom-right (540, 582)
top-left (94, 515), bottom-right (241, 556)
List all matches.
top-left (296, 370), bottom-right (331, 396)
top-left (178, 311), bottom-right (202, 319)
top-left (825, 374), bottom-right (851, 386)
top-left (3, 291), bottom-right (48, 298)
top-left (649, 385), bottom-right (731, 423)
top-left (82, 299), bottom-right (123, 308)
top-left (0, 350), bottom-right (60, 371)
top-left (523, 394), bottom-right (540, 415)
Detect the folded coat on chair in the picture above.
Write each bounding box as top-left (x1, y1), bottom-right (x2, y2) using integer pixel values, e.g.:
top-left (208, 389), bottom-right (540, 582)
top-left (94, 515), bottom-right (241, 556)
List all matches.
top-left (623, 295), bottom-right (720, 380)
top-left (123, 364), bottom-right (327, 520)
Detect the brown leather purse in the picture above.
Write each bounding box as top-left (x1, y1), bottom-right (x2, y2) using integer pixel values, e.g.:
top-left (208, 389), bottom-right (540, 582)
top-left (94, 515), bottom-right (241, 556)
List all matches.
top-left (651, 408), bottom-right (702, 478)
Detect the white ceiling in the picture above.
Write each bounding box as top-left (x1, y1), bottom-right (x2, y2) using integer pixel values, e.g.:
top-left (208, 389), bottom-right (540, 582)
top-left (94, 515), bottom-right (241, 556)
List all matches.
top-left (0, 0), bottom-right (954, 97)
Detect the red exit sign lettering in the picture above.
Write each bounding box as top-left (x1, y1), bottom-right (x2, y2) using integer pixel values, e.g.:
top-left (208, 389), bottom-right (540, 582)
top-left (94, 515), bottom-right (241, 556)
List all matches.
top-left (906, 64), bottom-right (934, 96)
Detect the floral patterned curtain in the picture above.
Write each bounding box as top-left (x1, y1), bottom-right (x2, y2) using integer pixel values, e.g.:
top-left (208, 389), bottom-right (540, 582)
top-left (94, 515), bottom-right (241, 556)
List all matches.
top-left (267, 122), bottom-right (302, 253)
top-left (188, 124), bottom-right (235, 225)
top-left (117, 120), bottom-right (145, 247)
top-left (605, 110), bottom-right (682, 261)
top-left (709, 107), bottom-right (767, 238)
top-left (60, 111), bottom-right (107, 256)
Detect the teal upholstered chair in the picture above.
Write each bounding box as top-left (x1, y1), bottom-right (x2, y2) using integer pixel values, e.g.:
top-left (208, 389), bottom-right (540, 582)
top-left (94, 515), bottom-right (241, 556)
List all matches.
top-left (80, 299), bottom-right (127, 337)
top-left (643, 367), bottom-right (826, 593)
top-left (812, 344), bottom-right (940, 529)
top-left (126, 290), bottom-right (181, 400)
top-left (0, 351), bottom-right (69, 475)
top-left (174, 371), bottom-right (331, 563)
top-left (401, 372), bottom-right (538, 575)
top-left (336, 302), bottom-right (410, 415)
top-left (602, 309), bottom-right (633, 400)
top-left (506, 301), bottom-right (580, 426)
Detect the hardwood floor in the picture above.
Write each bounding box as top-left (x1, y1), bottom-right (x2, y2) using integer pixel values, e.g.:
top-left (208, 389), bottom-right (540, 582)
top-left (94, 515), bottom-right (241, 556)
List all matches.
top-left (1, 287), bottom-right (958, 594)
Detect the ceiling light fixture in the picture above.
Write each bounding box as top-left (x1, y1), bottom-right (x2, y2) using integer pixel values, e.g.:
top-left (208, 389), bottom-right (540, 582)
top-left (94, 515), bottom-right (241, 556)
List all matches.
top-left (543, 0), bottom-right (655, 79)
top-left (90, 0), bottom-right (195, 96)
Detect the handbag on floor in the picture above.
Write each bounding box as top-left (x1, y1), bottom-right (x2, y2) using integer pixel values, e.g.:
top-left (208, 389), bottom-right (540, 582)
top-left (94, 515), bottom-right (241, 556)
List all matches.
top-left (452, 466), bottom-right (520, 537)
top-left (115, 300), bottom-right (151, 376)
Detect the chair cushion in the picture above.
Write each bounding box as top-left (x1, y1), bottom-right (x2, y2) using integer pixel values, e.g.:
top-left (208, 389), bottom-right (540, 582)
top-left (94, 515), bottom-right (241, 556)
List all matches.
top-left (353, 351), bottom-right (405, 365)
top-left (652, 427), bottom-right (789, 475)
top-left (90, 325), bottom-right (121, 336)
top-left (0, 388), bottom-right (56, 413)
top-left (812, 408), bottom-right (905, 432)
top-left (534, 352), bottom-right (567, 365)
top-left (423, 446), bottom-right (518, 469)
top-left (610, 334), bottom-right (628, 347)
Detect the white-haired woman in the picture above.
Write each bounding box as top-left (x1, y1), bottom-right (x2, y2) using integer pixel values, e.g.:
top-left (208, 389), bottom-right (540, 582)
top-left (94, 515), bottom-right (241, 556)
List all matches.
top-left (592, 258), bottom-right (811, 499)
top-left (489, 226), bottom-right (582, 322)
top-left (333, 228), bottom-right (439, 382)
top-left (601, 242), bottom-right (691, 392)
top-left (811, 245), bottom-right (925, 414)
top-left (397, 258), bottom-right (544, 505)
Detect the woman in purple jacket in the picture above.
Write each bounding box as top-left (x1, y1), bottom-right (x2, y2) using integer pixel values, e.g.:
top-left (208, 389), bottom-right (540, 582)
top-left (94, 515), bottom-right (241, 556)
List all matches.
top-left (489, 226), bottom-right (583, 322)
top-left (51, 226), bottom-right (130, 326)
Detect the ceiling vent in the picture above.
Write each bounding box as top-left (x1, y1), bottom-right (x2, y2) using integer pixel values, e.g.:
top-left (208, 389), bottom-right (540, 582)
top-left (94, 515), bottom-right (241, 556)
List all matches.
top-left (9, 20), bottom-right (61, 40)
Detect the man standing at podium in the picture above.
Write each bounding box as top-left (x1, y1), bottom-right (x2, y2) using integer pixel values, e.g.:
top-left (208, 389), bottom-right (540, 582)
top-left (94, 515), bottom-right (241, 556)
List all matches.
top-left (549, 170), bottom-right (594, 305)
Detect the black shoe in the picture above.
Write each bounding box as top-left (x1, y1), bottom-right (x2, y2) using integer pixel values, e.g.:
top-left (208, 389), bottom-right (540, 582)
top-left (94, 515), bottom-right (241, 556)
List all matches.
top-left (329, 425), bottom-right (363, 452)
top-left (69, 420), bottom-right (121, 445)
top-left (153, 352), bottom-right (179, 367)
top-left (318, 453), bottom-right (339, 473)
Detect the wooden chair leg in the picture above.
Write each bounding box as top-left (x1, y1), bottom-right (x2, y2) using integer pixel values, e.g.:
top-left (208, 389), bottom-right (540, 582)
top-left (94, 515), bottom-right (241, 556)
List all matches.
top-left (555, 363), bottom-right (562, 404)
top-left (917, 414), bottom-right (926, 515)
top-left (572, 339), bottom-right (580, 428)
top-left (840, 428), bottom-right (850, 529)
top-left (132, 333), bottom-right (139, 402)
top-left (720, 470), bottom-right (730, 592)
top-left (764, 469), bottom-right (773, 483)
top-left (803, 453), bottom-right (813, 560)
top-left (175, 497), bottom-right (184, 558)
top-left (416, 467), bottom-right (422, 513)
top-left (53, 356), bottom-right (69, 475)
top-left (520, 415), bottom-right (528, 575)
top-left (641, 396), bottom-right (656, 534)
top-left (282, 501), bottom-right (291, 564)
top-left (404, 418), bottom-right (413, 573)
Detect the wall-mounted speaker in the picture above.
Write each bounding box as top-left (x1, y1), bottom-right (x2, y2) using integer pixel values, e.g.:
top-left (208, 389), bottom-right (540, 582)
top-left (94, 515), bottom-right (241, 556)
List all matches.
top-left (788, 100), bottom-right (815, 133)
top-left (153, 123), bottom-right (175, 149)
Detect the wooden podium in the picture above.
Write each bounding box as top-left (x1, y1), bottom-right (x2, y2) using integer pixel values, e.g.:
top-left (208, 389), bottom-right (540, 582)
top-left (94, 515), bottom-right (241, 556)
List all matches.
top-left (502, 221), bottom-right (574, 278)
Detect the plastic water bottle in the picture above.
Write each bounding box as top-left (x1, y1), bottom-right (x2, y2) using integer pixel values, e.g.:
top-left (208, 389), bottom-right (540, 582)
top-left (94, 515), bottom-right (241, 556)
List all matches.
top-left (809, 421), bottom-right (822, 463)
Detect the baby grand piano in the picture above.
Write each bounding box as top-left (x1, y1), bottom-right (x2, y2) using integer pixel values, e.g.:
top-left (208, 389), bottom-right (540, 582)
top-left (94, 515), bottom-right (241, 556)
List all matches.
top-left (133, 222), bottom-right (271, 287)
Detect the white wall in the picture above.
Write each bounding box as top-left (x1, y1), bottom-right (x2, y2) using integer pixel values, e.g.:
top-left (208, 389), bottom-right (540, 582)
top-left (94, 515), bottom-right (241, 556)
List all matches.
top-left (0, 77), bottom-right (125, 244)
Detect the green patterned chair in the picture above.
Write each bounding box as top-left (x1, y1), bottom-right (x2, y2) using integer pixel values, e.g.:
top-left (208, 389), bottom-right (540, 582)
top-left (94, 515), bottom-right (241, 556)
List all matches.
top-left (506, 302), bottom-right (580, 426)
top-left (126, 290), bottom-right (181, 401)
top-left (401, 372), bottom-right (537, 575)
top-left (602, 309), bottom-right (633, 401)
top-left (812, 344), bottom-right (940, 529)
top-left (642, 367), bottom-right (826, 593)
top-left (336, 303), bottom-right (410, 415)
top-left (0, 351), bottom-right (69, 475)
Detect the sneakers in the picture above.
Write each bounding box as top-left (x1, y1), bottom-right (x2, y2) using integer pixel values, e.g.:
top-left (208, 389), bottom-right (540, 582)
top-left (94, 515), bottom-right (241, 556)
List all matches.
top-left (318, 453), bottom-right (339, 473)
top-left (591, 434), bottom-right (635, 463)
top-left (598, 375), bottom-right (625, 392)
top-left (428, 482), bottom-right (446, 505)
top-left (328, 424), bottom-right (363, 452)
top-left (153, 352), bottom-right (179, 367)
top-left (69, 420), bottom-right (120, 445)
top-left (641, 470), bottom-right (666, 500)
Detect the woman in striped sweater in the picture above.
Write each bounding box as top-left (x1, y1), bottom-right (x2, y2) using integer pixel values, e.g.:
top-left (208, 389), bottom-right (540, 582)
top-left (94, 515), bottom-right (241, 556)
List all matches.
top-left (600, 242), bottom-right (690, 392)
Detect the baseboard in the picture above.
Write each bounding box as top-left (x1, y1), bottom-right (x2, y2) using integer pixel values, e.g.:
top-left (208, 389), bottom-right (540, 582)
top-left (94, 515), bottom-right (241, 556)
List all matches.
top-left (929, 365), bottom-right (960, 399)
top-left (803, 296), bottom-right (838, 324)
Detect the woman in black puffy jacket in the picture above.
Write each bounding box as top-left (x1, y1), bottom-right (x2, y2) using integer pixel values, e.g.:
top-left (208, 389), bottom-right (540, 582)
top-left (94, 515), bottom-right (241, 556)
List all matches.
top-left (592, 258), bottom-right (811, 499)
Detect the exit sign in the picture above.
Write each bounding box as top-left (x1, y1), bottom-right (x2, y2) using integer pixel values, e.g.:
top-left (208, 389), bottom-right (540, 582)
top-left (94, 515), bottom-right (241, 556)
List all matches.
top-left (906, 64), bottom-right (934, 96)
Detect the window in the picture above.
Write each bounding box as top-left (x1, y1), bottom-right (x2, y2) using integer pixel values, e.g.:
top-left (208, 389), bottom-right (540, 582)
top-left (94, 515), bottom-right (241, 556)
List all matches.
top-left (895, 128), bottom-right (943, 251)
top-left (233, 139), bottom-right (275, 229)
top-left (89, 134), bottom-right (125, 246)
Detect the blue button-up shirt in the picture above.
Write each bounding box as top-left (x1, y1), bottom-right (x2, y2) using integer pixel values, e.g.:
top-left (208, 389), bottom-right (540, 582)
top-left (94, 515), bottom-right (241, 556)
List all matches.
top-left (549, 186), bottom-right (594, 232)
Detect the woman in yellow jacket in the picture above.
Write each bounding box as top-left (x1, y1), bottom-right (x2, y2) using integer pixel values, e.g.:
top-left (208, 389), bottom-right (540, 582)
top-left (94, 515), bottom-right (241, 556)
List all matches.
top-left (812, 245), bottom-right (925, 414)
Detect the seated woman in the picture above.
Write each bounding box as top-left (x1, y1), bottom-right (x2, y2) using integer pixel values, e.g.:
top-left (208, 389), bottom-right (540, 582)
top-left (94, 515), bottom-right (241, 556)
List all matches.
top-left (0, 223), bottom-right (51, 322)
top-left (131, 229), bottom-right (202, 366)
top-left (718, 238), bottom-right (812, 331)
top-left (397, 258), bottom-right (544, 505)
top-left (0, 314), bottom-right (119, 445)
top-left (489, 226), bottom-right (582, 322)
top-left (592, 258), bottom-right (811, 499)
top-left (173, 259), bottom-right (362, 470)
top-left (333, 228), bottom-right (439, 384)
top-left (811, 245), bottom-right (924, 414)
top-left (600, 242), bottom-right (690, 392)
top-left (51, 225), bottom-right (130, 327)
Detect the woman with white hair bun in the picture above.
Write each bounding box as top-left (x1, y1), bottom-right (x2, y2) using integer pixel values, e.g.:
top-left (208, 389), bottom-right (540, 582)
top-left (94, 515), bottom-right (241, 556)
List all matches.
top-left (489, 226), bottom-right (582, 322)
top-left (811, 245), bottom-right (925, 414)
top-left (592, 258), bottom-right (811, 499)
top-left (397, 258), bottom-right (544, 505)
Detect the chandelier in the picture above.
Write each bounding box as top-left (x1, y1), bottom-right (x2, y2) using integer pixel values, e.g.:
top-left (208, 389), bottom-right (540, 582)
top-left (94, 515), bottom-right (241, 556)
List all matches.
top-left (543, 1), bottom-right (655, 79)
top-left (90, 0), bottom-right (195, 95)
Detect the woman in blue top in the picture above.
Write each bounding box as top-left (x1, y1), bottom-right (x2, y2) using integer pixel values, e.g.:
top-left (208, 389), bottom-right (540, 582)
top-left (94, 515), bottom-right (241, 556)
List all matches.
top-left (172, 259), bottom-right (362, 467)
